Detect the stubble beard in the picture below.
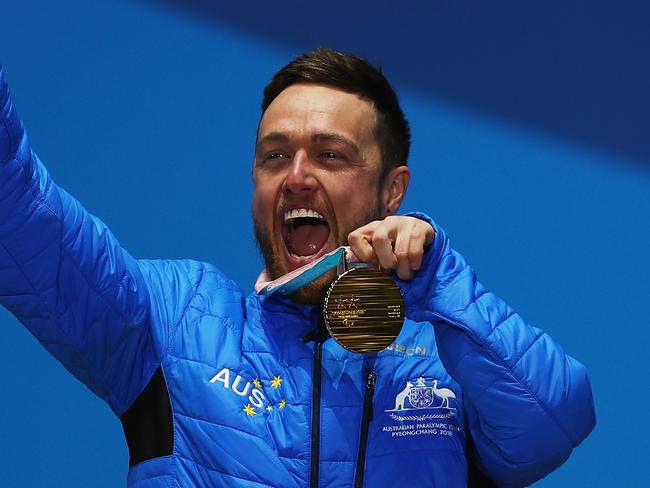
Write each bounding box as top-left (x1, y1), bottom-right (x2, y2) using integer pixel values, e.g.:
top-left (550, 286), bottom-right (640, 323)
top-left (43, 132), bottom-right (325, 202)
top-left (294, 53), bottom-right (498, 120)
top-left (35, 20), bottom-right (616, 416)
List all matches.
top-left (253, 200), bottom-right (383, 306)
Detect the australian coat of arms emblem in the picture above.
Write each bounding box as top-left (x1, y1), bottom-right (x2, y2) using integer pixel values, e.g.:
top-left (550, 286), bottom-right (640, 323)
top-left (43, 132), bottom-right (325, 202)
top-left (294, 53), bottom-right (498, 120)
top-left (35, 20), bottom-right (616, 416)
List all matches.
top-left (386, 377), bottom-right (456, 411)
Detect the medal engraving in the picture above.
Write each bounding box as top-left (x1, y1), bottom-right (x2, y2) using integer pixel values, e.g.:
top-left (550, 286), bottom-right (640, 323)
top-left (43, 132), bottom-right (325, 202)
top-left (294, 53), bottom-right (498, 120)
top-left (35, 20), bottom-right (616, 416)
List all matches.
top-left (324, 267), bottom-right (405, 353)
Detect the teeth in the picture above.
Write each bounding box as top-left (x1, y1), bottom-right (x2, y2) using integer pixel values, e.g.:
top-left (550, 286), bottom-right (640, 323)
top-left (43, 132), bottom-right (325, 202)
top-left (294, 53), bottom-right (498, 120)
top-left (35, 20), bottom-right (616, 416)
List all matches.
top-left (284, 208), bottom-right (325, 222)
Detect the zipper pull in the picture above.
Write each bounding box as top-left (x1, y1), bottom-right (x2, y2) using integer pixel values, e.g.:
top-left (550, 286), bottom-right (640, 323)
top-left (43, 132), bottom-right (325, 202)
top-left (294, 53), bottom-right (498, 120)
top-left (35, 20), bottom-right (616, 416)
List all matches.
top-left (366, 371), bottom-right (376, 390)
top-left (365, 371), bottom-right (376, 420)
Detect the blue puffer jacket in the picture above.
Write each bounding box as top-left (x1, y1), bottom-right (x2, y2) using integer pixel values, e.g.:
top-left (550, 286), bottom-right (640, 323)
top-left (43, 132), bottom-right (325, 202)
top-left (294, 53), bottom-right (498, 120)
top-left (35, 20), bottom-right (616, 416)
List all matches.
top-left (0, 68), bottom-right (595, 487)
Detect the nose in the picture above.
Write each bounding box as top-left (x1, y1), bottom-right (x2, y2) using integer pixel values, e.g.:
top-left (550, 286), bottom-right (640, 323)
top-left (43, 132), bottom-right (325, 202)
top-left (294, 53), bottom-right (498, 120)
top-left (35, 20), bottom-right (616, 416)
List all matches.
top-left (282, 150), bottom-right (317, 195)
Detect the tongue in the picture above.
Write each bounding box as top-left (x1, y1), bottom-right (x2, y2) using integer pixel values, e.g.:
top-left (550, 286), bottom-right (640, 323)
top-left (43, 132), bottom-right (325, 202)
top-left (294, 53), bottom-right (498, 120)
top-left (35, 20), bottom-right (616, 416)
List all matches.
top-left (289, 222), bottom-right (330, 256)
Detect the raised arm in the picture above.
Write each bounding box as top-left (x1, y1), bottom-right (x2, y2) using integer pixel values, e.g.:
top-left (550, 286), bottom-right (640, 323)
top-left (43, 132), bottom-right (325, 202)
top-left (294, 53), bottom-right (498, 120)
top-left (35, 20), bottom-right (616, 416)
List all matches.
top-left (400, 213), bottom-right (595, 487)
top-left (0, 68), bottom-right (186, 415)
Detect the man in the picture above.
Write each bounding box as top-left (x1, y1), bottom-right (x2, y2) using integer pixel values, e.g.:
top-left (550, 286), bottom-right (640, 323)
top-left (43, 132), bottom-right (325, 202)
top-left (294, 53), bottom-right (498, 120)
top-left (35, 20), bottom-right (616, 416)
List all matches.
top-left (0, 48), bottom-right (594, 487)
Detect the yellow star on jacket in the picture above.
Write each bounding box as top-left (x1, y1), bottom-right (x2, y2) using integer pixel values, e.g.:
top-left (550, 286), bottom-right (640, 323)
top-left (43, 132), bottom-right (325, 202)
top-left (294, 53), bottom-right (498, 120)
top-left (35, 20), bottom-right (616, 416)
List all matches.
top-left (271, 375), bottom-right (282, 388)
top-left (253, 378), bottom-right (262, 388)
top-left (243, 404), bottom-right (256, 416)
top-left (279, 399), bottom-right (286, 409)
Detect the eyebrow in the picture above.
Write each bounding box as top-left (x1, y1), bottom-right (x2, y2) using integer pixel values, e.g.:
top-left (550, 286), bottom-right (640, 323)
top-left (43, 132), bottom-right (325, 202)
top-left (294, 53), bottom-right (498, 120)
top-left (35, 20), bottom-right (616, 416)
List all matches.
top-left (256, 131), bottom-right (362, 158)
top-left (256, 131), bottom-right (290, 147)
top-left (314, 132), bottom-right (362, 157)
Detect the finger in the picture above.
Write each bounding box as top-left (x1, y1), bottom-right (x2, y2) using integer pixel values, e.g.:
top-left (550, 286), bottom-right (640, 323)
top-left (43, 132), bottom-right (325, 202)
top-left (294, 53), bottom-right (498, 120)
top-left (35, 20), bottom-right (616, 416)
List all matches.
top-left (348, 223), bottom-right (378, 264)
top-left (394, 222), bottom-right (414, 280)
top-left (371, 224), bottom-right (398, 271)
top-left (424, 223), bottom-right (436, 246)
top-left (407, 224), bottom-right (428, 271)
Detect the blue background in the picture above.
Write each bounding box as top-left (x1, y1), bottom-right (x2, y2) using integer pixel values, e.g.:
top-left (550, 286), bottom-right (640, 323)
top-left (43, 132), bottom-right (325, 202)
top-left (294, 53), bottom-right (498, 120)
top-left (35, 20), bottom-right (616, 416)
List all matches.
top-left (1, 1), bottom-right (648, 486)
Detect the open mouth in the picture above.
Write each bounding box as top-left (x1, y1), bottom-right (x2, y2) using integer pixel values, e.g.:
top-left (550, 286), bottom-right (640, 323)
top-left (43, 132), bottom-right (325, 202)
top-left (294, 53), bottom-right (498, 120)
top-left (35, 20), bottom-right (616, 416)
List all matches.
top-left (282, 208), bottom-right (331, 262)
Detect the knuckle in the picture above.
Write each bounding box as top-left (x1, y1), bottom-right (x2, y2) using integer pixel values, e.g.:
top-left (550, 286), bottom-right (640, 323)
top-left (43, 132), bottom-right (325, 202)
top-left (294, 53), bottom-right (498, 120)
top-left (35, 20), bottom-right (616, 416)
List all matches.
top-left (372, 231), bottom-right (389, 245)
top-left (395, 249), bottom-right (409, 261)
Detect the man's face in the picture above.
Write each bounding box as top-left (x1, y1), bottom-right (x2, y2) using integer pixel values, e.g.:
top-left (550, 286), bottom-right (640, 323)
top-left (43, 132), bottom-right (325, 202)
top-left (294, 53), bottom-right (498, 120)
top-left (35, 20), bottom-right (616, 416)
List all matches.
top-left (252, 84), bottom-right (384, 304)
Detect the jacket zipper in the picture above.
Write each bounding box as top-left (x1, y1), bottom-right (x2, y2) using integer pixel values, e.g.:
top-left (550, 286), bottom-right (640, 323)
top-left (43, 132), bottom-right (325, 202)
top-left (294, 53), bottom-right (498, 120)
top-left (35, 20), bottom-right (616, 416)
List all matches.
top-left (310, 337), bottom-right (324, 488)
top-left (354, 370), bottom-right (376, 488)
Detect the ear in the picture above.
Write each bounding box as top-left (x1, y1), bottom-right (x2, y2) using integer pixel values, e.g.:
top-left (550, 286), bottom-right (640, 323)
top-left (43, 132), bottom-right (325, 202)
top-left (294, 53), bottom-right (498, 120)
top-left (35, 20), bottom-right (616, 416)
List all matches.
top-left (381, 165), bottom-right (410, 214)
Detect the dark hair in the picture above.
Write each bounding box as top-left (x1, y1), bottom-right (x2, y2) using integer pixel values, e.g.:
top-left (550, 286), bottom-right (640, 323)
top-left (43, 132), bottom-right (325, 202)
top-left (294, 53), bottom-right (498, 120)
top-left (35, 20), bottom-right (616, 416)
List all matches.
top-left (261, 48), bottom-right (410, 181)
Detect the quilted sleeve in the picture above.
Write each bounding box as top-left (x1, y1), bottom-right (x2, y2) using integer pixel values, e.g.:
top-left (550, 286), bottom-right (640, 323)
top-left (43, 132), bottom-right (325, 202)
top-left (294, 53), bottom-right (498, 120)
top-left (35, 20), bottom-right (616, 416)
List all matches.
top-left (401, 212), bottom-right (596, 487)
top-left (0, 67), bottom-right (183, 415)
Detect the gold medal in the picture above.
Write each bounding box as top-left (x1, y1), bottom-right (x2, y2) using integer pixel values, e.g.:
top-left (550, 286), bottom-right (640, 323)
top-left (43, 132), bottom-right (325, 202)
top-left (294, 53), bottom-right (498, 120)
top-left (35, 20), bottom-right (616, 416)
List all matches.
top-left (324, 265), bottom-right (405, 353)
top-left (256, 246), bottom-right (406, 353)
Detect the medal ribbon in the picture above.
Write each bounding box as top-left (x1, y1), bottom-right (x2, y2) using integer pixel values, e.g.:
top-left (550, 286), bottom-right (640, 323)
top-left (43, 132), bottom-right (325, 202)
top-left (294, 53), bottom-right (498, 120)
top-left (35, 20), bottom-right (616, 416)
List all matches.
top-left (255, 246), bottom-right (361, 296)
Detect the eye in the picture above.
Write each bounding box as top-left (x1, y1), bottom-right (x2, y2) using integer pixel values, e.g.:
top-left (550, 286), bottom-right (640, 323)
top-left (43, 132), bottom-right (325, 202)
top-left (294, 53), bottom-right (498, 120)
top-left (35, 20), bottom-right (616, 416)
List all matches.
top-left (319, 150), bottom-right (347, 162)
top-left (268, 152), bottom-right (287, 160)
top-left (256, 151), bottom-right (289, 167)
